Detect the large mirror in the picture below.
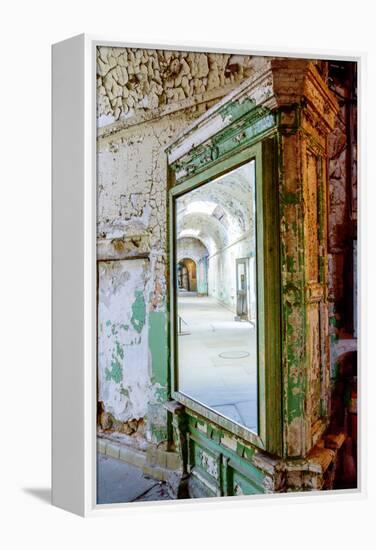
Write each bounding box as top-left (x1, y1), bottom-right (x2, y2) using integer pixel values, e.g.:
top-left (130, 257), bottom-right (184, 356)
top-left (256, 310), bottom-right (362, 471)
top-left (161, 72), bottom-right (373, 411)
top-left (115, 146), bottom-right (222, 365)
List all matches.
top-left (174, 161), bottom-right (258, 432)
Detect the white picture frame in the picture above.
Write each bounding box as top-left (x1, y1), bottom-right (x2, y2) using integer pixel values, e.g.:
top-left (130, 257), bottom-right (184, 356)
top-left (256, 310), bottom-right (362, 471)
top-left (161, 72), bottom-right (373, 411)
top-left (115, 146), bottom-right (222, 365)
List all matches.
top-left (52, 34), bottom-right (365, 516)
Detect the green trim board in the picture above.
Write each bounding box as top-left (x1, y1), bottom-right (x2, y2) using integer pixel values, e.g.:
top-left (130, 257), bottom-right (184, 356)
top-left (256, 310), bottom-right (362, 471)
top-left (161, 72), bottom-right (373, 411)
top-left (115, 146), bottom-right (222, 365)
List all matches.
top-left (181, 407), bottom-right (269, 496)
top-left (170, 110), bottom-right (276, 183)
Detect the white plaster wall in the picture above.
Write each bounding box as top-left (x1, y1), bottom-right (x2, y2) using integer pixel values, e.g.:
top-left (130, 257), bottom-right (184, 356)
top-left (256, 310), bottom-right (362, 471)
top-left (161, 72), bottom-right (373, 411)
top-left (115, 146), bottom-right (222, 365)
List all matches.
top-left (97, 113), bottom-right (199, 430)
top-left (176, 237), bottom-right (208, 264)
top-left (98, 259), bottom-right (152, 421)
top-left (97, 113), bottom-right (199, 310)
top-left (96, 47), bottom-right (261, 428)
top-left (207, 235), bottom-right (254, 314)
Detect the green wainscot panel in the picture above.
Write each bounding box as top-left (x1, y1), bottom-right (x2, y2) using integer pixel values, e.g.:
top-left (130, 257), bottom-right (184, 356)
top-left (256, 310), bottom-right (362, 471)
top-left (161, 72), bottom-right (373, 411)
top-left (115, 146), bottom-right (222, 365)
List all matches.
top-left (186, 411), bottom-right (267, 497)
top-left (231, 470), bottom-right (261, 496)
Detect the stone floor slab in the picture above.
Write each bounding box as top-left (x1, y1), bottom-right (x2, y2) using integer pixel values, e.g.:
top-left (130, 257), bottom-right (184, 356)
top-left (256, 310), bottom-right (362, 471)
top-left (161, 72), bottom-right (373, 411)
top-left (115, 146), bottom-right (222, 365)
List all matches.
top-left (97, 454), bottom-right (164, 504)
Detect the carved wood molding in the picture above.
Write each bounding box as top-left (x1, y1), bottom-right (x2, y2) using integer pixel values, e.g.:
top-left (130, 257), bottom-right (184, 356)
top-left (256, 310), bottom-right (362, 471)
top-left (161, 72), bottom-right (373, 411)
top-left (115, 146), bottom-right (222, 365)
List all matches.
top-left (166, 58), bottom-right (339, 173)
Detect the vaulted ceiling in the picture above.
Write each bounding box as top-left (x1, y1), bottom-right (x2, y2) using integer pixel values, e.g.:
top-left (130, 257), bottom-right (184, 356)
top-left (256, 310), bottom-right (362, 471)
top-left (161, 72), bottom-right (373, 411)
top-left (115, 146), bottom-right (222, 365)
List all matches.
top-left (176, 161), bottom-right (256, 256)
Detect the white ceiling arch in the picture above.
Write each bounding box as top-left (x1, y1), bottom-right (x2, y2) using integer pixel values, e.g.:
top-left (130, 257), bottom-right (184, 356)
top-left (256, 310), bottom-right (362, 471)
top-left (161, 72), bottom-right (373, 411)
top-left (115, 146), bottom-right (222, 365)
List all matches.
top-left (177, 211), bottom-right (226, 255)
top-left (175, 160), bottom-right (255, 256)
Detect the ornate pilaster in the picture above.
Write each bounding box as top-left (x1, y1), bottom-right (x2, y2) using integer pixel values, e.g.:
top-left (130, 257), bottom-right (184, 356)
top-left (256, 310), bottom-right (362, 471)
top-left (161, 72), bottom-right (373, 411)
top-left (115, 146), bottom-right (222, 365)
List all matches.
top-left (271, 60), bottom-right (339, 456)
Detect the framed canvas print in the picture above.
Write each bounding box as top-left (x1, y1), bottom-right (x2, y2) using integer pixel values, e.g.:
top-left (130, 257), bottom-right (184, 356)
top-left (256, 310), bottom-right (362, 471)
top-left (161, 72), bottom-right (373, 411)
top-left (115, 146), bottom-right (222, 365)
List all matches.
top-left (52, 35), bottom-right (361, 516)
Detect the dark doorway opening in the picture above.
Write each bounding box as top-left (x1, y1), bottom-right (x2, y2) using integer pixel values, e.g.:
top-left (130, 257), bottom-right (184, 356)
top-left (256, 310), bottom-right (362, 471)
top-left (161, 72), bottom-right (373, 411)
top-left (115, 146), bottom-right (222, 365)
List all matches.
top-left (177, 258), bottom-right (197, 292)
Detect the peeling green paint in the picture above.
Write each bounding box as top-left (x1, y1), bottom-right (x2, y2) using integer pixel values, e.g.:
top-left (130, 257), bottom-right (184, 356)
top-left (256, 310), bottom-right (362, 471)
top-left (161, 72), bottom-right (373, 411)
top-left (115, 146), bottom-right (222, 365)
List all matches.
top-left (131, 291), bottom-right (146, 334)
top-left (186, 410), bottom-right (266, 494)
top-left (242, 445), bottom-right (256, 461)
top-left (287, 390), bottom-right (304, 423)
top-left (172, 107), bottom-right (275, 184)
top-left (154, 385), bottom-right (168, 402)
top-left (286, 255), bottom-right (295, 273)
top-left (151, 425), bottom-right (168, 443)
top-left (330, 333), bottom-right (339, 344)
top-left (329, 316), bottom-right (341, 328)
top-left (219, 97), bottom-right (256, 122)
top-left (105, 355), bottom-right (123, 383)
top-left (116, 340), bottom-right (124, 359)
top-left (149, 310), bottom-right (168, 401)
top-left (282, 191), bottom-right (300, 205)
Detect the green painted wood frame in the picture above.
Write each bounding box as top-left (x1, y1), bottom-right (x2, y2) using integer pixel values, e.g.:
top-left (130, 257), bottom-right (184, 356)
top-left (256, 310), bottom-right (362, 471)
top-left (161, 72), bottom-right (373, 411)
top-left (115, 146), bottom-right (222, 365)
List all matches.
top-left (168, 136), bottom-right (282, 456)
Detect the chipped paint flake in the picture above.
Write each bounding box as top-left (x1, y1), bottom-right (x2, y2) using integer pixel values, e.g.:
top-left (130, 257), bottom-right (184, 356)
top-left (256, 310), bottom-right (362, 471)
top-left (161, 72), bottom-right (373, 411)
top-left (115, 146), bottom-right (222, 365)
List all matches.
top-left (131, 290), bottom-right (146, 333)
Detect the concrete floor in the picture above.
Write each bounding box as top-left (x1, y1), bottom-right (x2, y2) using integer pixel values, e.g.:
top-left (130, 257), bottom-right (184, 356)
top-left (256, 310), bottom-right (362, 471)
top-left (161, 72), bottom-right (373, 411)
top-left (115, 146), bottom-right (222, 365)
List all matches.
top-left (177, 294), bottom-right (258, 431)
top-left (97, 454), bottom-right (171, 504)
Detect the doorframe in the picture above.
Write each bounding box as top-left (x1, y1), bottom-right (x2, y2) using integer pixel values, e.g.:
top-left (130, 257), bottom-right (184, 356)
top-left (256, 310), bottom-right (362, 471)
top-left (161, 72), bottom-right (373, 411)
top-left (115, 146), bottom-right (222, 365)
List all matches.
top-left (235, 256), bottom-right (250, 321)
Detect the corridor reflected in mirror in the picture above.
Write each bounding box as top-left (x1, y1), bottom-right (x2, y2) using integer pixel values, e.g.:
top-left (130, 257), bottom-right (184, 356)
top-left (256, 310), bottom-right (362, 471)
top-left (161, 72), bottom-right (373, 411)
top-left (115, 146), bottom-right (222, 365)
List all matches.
top-left (175, 161), bottom-right (258, 432)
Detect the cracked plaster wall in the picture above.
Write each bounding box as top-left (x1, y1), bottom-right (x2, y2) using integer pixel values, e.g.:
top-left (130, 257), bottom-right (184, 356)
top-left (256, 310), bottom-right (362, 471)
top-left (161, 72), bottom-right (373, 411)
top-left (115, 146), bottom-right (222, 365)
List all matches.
top-left (97, 47), bottom-right (263, 126)
top-left (98, 259), bottom-right (151, 423)
top-left (208, 238), bottom-right (255, 315)
top-left (97, 114), bottom-right (189, 442)
top-left (97, 47), bottom-right (261, 443)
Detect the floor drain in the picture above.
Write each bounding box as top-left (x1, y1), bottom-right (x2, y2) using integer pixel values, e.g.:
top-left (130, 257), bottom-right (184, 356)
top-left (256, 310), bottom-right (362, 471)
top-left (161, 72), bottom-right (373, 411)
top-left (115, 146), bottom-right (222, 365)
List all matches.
top-left (218, 351), bottom-right (250, 359)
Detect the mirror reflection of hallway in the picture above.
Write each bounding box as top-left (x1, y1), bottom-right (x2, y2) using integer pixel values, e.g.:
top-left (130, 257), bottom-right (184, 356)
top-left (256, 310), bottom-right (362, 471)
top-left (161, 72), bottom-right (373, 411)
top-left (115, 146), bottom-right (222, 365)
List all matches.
top-left (175, 160), bottom-right (258, 432)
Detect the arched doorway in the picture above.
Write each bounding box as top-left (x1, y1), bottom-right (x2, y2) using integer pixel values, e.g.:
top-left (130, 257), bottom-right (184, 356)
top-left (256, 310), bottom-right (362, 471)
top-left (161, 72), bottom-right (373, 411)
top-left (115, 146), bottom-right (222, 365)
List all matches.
top-left (177, 258), bottom-right (197, 292)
